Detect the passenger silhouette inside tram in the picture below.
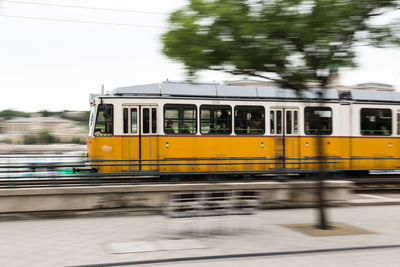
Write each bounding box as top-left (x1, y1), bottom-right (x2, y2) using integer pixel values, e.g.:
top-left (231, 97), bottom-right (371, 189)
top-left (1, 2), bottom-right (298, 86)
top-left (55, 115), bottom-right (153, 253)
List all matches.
top-left (181, 123), bottom-right (191, 134)
top-left (218, 122), bottom-right (230, 134)
top-left (379, 125), bottom-right (390, 135)
top-left (208, 123), bottom-right (216, 134)
top-left (165, 120), bottom-right (175, 134)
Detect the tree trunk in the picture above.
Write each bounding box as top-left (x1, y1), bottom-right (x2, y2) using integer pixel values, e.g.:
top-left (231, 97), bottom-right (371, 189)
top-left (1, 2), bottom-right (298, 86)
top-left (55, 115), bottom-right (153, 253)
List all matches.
top-left (316, 89), bottom-right (330, 230)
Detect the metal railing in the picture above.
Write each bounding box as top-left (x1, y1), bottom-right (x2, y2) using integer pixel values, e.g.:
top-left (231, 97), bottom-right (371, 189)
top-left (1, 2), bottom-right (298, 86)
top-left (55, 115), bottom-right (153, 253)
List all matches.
top-left (0, 155), bottom-right (399, 187)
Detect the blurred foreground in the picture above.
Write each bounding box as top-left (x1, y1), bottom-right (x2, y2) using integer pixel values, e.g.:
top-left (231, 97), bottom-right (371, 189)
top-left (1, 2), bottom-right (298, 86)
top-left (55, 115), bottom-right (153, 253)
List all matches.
top-left (1, 205), bottom-right (399, 266)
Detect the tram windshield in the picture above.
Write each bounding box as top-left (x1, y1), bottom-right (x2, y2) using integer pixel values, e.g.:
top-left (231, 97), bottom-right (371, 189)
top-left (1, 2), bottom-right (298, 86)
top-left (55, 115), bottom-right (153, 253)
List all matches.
top-left (94, 104), bottom-right (114, 136)
top-left (88, 105), bottom-right (96, 136)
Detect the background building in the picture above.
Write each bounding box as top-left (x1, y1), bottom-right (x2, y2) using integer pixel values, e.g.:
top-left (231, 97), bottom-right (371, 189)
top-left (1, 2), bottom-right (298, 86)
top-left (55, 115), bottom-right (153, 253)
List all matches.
top-left (0, 116), bottom-right (87, 144)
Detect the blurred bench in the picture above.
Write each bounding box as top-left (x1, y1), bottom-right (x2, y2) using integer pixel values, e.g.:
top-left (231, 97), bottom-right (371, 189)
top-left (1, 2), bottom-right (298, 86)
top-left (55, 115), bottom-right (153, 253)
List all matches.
top-left (165, 190), bottom-right (260, 234)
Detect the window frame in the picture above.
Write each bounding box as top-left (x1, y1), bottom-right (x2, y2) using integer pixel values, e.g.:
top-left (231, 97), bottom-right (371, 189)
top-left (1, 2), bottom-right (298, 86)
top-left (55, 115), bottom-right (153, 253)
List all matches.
top-left (122, 106), bottom-right (139, 135)
top-left (131, 107), bottom-right (138, 134)
top-left (304, 106), bottom-right (332, 136)
top-left (360, 108), bottom-right (392, 136)
top-left (397, 111), bottom-right (400, 135)
top-left (234, 105), bottom-right (265, 135)
top-left (142, 108), bottom-right (150, 134)
top-left (286, 110), bottom-right (292, 135)
top-left (152, 107), bottom-right (157, 134)
top-left (163, 104), bottom-right (197, 135)
top-left (123, 108), bottom-right (129, 134)
top-left (94, 103), bottom-right (114, 136)
top-left (200, 105), bottom-right (232, 135)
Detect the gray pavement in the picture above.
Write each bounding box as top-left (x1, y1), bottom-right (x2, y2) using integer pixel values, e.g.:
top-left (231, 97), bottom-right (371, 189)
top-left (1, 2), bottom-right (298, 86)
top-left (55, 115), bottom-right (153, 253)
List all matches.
top-left (2, 204), bottom-right (400, 267)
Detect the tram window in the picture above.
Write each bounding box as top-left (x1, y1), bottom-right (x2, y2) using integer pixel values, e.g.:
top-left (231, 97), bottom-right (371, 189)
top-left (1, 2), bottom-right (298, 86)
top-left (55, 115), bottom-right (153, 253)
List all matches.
top-left (294, 110), bottom-right (298, 134)
top-left (164, 104), bottom-right (197, 134)
top-left (397, 113), bottom-right (400, 135)
top-left (304, 107), bottom-right (332, 135)
top-left (361, 108), bottom-right (392, 136)
top-left (131, 108), bottom-right (138, 133)
top-left (164, 107), bottom-right (178, 134)
top-left (200, 105), bottom-right (231, 134)
top-left (94, 104), bottom-right (113, 136)
top-left (234, 106), bottom-right (265, 135)
top-left (143, 108), bottom-right (150, 134)
top-left (182, 106), bottom-right (196, 134)
top-left (286, 110), bottom-right (292, 134)
top-left (270, 110), bottom-right (275, 134)
top-left (276, 110), bottom-right (282, 134)
top-left (123, 108), bottom-right (128, 134)
top-left (152, 108), bottom-right (157, 134)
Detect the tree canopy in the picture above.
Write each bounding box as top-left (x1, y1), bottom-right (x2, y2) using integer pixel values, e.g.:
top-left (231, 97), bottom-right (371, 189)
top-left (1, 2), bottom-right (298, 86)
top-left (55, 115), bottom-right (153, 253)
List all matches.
top-left (162, 0), bottom-right (400, 90)
top-left (0, 109), bottom-right (30, 120)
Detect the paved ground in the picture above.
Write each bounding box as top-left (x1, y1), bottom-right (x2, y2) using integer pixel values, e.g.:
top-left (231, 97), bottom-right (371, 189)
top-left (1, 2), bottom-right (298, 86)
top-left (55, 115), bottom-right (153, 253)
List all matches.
top-left (350, 192), bottom-right (400, 205)
top-left (2, 203), bottom-right (400, 267)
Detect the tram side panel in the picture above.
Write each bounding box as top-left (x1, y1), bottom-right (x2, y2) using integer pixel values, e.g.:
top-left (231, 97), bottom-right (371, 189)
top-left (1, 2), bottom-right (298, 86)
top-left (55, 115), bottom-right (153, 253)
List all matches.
top-left (350, 104), bottom-right (395, 170)
top-left (87, 136), bottom-right (126, 173)
top-left (160, 136), bottom-right (269, 173)
top-left (284, 135), bottom-right (301, 169)
top-left (298, 103), bottom-right (350, 171)
top-left (219, 136), bottom-right (270, 172)
top-left (194, 136), bottom-right (232, 172)
top-left (351, 137), bottom-right (395, 170)
top-left (333, 103), bottom-right (351, 171)
top-left (299, 137), bottom-right (349, 170)
top-left (88, 135), bottom-right (157, 173)
top-left (140, 136), bottom-right (159, 171)
top-left (158, 136), bottom-right (197, 173)
top-left (122, 136), bottom-right (140, 172)
top-left (339, 104), bottom-right (352, 171)
top-left (157, 136), bottom-right (271, 173)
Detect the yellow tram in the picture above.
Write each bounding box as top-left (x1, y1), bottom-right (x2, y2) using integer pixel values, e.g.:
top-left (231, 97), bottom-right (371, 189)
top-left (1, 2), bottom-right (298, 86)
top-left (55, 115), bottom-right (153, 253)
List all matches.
top-left (87, 81), bottom-right (400, 174)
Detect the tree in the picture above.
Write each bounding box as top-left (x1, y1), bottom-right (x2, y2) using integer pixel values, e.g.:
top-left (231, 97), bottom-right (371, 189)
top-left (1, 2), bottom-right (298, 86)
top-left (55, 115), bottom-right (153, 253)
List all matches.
top-left (40, 110), bottom-right (52, 117)
top-left (23, 135), bottom-right (37, 145)
top-left (162, 0), bottom-right (400, 229)
top-left (39, 110), bottom-right (62, 117)
top-left (162, 0), bottom-right (399, 90)
top-left (37, 130), bottom-right (58, 144)
top-left (0, 109), bottom-right (29, 120)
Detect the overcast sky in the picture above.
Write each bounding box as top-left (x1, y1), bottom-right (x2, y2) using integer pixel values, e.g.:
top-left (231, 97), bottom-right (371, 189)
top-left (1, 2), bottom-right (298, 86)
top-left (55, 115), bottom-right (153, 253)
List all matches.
top-left (0, 0), bottom-right (399, 112)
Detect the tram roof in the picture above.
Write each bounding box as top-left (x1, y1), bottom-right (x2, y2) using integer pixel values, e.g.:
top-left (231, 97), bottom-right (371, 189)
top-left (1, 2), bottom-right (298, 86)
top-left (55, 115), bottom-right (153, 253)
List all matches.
top-left (350, 89), bottom-right (400, 102)
top-left (98, 81), bottom-right (400, 103)
top-left (111, 81), bottom-right (339, 100)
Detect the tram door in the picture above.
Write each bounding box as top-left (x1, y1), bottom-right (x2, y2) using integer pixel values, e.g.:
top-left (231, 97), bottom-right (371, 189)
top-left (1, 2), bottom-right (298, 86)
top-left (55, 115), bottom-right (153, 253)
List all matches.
top-left (270, 108), bottom-right (300, 169)
top-left (140, 106), bottom-right (159, 171)
top-left (124, 105), bottom-right (158, 171)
